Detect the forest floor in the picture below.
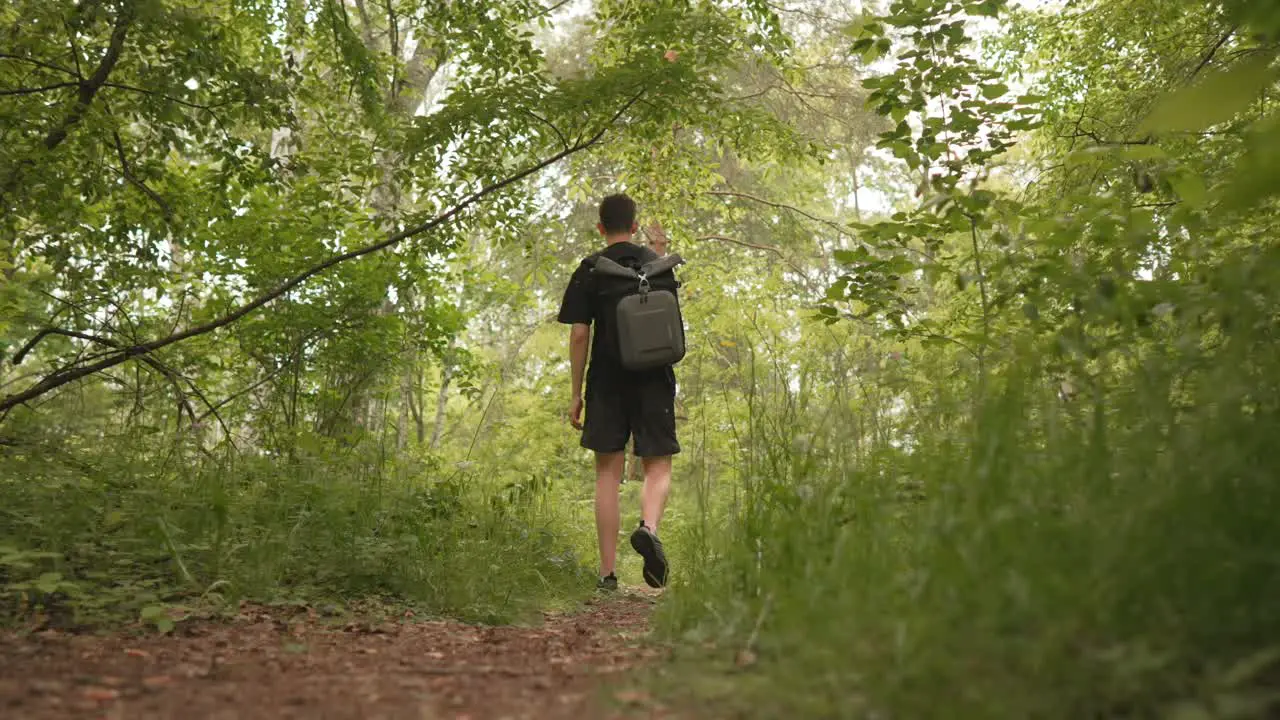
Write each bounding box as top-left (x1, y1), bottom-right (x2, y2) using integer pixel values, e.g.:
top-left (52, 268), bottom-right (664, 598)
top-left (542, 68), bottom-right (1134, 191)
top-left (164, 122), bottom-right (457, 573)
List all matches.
top-left (0, 586), bottom-right (676, 720)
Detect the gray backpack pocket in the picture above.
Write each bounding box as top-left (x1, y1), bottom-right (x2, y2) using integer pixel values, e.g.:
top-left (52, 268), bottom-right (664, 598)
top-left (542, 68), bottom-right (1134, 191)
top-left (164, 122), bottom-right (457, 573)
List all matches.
top-left (615, 289), bottom-right (686, 371)
top-left (589, 254), bottom-right (687, 372)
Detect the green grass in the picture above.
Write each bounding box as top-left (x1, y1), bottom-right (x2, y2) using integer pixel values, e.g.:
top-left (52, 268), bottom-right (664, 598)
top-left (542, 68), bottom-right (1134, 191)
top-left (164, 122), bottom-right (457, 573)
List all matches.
top-left (654, 289), bottom-right (1280, 718)
top-left (0, 430), bottom-right (594, 629)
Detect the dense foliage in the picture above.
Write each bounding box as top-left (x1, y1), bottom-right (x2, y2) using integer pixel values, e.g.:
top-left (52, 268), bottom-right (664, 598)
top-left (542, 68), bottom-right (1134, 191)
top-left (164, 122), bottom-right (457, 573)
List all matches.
top-left (3, 0), bottom-right (1279, 716)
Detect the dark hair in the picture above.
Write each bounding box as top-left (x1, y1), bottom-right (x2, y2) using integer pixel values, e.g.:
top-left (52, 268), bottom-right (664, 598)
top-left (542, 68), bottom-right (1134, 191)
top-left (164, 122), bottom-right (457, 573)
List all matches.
top-left (598, 193), bottom-right (636, 234)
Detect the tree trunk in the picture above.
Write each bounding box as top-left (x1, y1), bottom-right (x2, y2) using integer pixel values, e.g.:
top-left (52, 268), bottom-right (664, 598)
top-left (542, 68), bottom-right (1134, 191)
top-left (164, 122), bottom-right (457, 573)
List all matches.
top-left (429, 362), bottom-right (453, 451)
top-left (413, 366), bottom-right (426, 445)
top-left (397, 349), bottom-right (414, 451)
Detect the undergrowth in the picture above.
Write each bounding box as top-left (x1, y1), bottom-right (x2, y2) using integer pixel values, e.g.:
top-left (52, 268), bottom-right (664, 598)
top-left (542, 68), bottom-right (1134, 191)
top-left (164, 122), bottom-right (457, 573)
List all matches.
top-left (0, 428), bottom-right (593, 631)
top-left (654, 250), bottom-right (1280, 718)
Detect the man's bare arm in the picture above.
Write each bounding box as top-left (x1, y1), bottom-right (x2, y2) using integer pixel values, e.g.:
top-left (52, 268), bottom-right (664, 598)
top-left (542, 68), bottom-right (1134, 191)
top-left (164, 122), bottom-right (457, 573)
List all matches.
top-left (567, 323), bottom-right (590, 428)
top-left (569, 323), bottom-right (590, 397)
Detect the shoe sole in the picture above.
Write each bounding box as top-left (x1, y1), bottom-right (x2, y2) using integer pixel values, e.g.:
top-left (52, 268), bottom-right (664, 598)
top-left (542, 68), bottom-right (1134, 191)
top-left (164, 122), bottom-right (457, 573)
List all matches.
top-left (630, 529), bottom-right (668, 588)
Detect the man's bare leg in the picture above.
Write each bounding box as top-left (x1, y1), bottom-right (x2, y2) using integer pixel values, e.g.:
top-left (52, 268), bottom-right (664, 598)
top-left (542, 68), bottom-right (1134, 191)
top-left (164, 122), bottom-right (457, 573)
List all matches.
top-left (595, 451), bottom-right (624, 576)
top-left (624, 439), bottom-right (643, 486)
top-left (640, 455), bottom-right (672, 532)
top-left (628, 454), bottom-right (672, 588)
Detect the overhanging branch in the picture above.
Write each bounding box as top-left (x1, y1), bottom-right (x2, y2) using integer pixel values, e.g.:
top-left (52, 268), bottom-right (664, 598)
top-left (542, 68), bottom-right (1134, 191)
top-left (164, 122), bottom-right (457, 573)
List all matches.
top-left (0, 82), bottom-right (80, 97)
top-left (1, 87), bottom-right (648, 415)
top-left (697, 234), bottom-right (811, 278)
top-left (708, 189), bottom-right (853, 238)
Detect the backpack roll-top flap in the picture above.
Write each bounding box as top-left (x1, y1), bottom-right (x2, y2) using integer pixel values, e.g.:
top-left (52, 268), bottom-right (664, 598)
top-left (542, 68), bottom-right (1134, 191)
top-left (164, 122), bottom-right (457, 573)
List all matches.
top-left (589, 256), bottom-right (641, 280)
top-left (639, 253), bottom-right (684, 278)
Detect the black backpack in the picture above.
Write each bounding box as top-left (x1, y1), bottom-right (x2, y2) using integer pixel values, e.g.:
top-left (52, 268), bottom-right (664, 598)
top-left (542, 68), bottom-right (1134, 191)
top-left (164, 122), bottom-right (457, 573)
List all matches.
top-left (585, 253), bottom-right (687, 372)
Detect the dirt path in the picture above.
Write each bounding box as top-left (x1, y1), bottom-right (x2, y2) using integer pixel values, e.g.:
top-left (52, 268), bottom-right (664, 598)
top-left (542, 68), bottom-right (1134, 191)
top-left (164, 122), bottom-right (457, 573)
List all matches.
top-left (0, 589), bottom-right (668, 720)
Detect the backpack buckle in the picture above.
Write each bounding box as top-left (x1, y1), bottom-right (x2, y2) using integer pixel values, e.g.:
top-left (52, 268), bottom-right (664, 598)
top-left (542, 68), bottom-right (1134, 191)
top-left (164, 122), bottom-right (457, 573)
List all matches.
top-left (637, 274), bottom-right (651, 296)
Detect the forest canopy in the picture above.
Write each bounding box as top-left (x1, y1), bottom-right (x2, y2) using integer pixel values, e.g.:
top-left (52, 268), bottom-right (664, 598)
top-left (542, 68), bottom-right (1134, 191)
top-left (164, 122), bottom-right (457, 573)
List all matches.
top-left (3, 0), bottom-right (1280, 717)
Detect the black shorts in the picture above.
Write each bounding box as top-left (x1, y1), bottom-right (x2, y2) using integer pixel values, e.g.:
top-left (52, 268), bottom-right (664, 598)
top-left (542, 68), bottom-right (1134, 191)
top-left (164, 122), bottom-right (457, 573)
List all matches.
top-left (581, 369), bottom-right (680, 457)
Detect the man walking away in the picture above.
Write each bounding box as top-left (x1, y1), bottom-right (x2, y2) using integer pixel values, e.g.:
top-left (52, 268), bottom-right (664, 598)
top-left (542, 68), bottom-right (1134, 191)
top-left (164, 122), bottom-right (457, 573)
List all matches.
top-left (558, 194), bottom-right (680, 590)
top-left (623, 222), bottom-right (671, 485)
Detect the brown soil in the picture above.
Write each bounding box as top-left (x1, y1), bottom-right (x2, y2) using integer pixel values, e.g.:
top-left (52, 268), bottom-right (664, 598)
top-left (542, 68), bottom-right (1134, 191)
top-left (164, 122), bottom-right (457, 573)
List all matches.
top-left (0, 588), bottom-right (671, 720)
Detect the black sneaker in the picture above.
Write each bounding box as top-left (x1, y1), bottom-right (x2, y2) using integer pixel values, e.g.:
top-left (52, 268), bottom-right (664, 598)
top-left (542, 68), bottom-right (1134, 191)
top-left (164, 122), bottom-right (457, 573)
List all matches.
top-left (629, 522), bottom-right (668, 588)
top-left (596, 573), bottom-right (618, 592)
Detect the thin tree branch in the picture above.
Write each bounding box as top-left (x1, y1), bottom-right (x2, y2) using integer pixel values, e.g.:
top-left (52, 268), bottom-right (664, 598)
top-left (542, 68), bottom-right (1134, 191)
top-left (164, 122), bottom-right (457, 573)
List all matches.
top-left (1189, 25), bottom-right (1238, 80)
top-left (352, 0), bottom-right (377, 49)
top-left (697, 234), bottom-right (784, 254)
top-left (196, 365), bottom-right (289, 424)
top-left (1, 86), bottom-right (650, 414)
top-left (696, 234), bottom-right (810, 277)
top-left (384, 0), bottom-right (399, 95)
top-left (708, 189), bottom-right (852, 237)
top-left (1055, 131), bottom-right (1151, 146)
top-left (0, 53), bottom-right (78, 76)
top-left (101, 82), bottom-right (234, 111)
top-left (532, 0), bottom-right (573, 19)
top-left (709, 188), bottom-right (938, 263)
top-left (521, 108), bottom-right (570, 150)
top-left (12, 328), bottom-right (104, 365)
top-left (112, 129), bottom-right (173, 221)
top-left (10, 327), bottom-right (205, 431)
top-left (0, 82), bottom-right (80, 97)
top-left (969, 216), bottom-right (990, 384)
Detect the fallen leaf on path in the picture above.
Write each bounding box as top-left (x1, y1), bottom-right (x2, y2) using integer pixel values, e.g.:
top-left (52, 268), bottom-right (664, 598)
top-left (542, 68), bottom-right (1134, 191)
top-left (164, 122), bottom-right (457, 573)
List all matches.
top-left (614, 689), bottom-right (650, 706)
top-left (142, 675), bottom-right (173, 689)
top-left (29, 679), bottom-right (67, 694)
top-left (124, 648), bottom-right (150, 658)
top-left (82, 687), bottom-right (120, 702)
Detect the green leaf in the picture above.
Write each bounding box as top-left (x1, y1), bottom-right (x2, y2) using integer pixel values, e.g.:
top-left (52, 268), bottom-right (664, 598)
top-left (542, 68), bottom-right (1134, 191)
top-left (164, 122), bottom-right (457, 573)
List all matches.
top-left (35, 572), bottom-right (62, 594)
top-left (1170, 171), bottom-right (1208, 208)
top-left (1219, 646), bottom-right (1280, 688)
top-left (862, 40), bottom-right (888, 63)
top-left (834, 247), bottom-right (870, 264)
top-left (980, 83), bottom-right (1009, 100)
top-left (1139, 55), bottom-right (1278, 133)
top-left (825, 277), bottom-right (851, 300)
top-left (1221, 116), bottom-right (1280, 210)
top-left (1165, 701), bottom-right (1213, 720)
top-left (141, 605), bottom-right (176, 633)
top-left (1117, 145), bottom-right (1170, 162)
top-left (969, 0), bottom-right (1004, 17)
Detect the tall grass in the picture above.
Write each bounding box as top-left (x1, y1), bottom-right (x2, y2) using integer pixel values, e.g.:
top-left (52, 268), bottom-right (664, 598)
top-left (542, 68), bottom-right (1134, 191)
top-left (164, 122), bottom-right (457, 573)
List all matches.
top-left (657, 251), bottom-right (1280, 717)
top-left (0, 427), bottom-right (592, 628)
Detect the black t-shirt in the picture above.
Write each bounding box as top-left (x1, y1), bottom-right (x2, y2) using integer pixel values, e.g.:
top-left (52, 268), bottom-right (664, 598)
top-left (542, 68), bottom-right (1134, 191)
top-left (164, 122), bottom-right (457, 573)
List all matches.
top-left (557, 241), bottom-right (670, 385)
